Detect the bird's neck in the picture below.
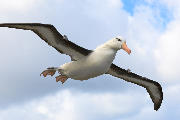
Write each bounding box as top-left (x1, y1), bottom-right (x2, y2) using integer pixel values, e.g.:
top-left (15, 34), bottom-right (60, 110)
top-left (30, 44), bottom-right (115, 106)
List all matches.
top-left (94, 44), bottom-right (118, 63)
top-left (95, 43), bottom-right (118, 53)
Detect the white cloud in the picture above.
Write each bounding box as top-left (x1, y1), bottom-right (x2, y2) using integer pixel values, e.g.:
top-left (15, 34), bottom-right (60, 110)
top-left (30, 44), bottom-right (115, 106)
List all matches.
top-left (82, 0), bottom-right (125, 23)
top-left (158, 0), bottom-right (180, 19)
top-left (160, 0), bottom-right (180, 8)
top-left (166, 84), bottom-right (180, 100)
top-left (127, 5), bottom-right (161, 52)
top-left (133, 43), bottom-right (147, 56)
top-left (121, 84), bottom-right (180, 120)
top-left (2, 86), bottom-right (180, 120)
top-left (106, 0), bottom-right (123, 8)
top-left (153, 0), bottom-right (180, 82)
top-left (154, 21), bottom-right (180, 82)
top-left (0, 89), bottom-right (146, 120)
top-left (0, 0), bottom-right (42, 12)
top-left (144, 0), bottom-right (154, 4)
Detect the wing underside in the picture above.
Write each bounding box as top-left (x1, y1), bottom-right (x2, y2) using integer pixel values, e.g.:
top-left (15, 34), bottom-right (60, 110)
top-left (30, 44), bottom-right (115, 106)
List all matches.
top-left (0, 23), bottom-right (92, 60)
top-left (107, 64), bottom-right (163, 110)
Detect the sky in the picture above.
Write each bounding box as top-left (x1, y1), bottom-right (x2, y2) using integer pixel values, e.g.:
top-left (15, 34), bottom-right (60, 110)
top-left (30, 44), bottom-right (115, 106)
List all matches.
top-left (0, 0), bottom-right (180, 120)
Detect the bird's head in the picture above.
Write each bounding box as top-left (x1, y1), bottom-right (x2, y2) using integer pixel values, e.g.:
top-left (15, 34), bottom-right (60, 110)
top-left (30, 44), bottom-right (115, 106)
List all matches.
top-left (106, 36), bottom-right (131, 54)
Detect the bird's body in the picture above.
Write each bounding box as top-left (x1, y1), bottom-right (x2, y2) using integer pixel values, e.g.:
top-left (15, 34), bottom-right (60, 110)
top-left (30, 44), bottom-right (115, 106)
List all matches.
top-left (60, 46), bottom-right (117, 80)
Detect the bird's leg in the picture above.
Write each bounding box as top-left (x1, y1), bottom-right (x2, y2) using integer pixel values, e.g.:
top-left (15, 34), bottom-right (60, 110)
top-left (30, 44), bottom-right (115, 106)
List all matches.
top-left (55, 75), bottom-right (68, 84)
top-left (40, 67), bottom-right (57, 77)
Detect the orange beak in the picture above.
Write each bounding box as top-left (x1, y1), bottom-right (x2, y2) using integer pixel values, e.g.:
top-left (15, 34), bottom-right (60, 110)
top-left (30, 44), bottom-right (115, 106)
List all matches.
top-left (122, 42), bottom-right (131, 55)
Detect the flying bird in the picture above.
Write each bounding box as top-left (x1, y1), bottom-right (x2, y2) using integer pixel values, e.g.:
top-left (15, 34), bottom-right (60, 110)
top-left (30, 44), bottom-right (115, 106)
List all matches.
top-left (0, 23), bottom-right (163, 111)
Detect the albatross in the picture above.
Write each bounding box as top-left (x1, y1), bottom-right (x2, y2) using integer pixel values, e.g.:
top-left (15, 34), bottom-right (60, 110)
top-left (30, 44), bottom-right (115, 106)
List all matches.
top-left (0, 23), bottom-right (163, 111)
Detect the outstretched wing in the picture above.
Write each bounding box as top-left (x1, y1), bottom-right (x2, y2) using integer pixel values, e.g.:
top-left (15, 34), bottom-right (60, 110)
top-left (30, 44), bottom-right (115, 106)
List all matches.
top-left (0, 23), bottom-right (92, 60)
top-left (107, 64), bottom-right (163, 111)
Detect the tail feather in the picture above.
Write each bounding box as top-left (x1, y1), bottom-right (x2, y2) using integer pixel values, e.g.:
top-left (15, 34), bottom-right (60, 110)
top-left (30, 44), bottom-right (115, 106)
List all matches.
top-left (47, 67), bottom-right (58, 70)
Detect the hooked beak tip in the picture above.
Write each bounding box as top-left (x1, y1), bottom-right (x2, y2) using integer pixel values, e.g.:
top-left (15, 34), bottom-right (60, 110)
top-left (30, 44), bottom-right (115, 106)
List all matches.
top-left (128, 49), bottom-right (131, 55)
top-left (122, 42), bottom-right (131, 55)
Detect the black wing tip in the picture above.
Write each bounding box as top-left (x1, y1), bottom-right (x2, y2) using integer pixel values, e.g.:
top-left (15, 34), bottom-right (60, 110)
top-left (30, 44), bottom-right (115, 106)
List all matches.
top-left (151, 81), bottom-right (163, 111)
top-left (154, 98), bottom-right (162, 111)
top-left (154, 104), bottom-right (160, 111)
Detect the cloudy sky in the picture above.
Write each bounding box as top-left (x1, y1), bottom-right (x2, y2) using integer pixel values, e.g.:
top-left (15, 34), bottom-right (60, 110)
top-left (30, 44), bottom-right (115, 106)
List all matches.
top-left (0, 0), bottom-right (180, 119)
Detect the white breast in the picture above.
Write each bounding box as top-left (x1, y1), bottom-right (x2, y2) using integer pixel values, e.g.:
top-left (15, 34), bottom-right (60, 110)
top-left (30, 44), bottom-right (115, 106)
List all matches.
top-left (60, 48), bottom-right (117, 80)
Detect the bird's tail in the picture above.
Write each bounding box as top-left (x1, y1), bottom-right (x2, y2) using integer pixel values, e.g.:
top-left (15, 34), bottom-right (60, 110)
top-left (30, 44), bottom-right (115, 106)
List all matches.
top-left (47, 67), bottom-right (59, 71)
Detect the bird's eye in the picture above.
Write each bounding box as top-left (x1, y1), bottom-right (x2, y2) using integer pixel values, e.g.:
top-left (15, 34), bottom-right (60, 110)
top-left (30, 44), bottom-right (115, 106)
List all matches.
top-left (116, 38), bottom-right (122, 42)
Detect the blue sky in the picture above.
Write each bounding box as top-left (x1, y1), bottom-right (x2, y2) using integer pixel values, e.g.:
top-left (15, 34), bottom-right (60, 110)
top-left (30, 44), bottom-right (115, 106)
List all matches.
top-left (0, 0), bottom-right (180, 120)
top-left (122, 0), bottom-right (142, 14)
top-left (122, 0), bottom-right (172, 27)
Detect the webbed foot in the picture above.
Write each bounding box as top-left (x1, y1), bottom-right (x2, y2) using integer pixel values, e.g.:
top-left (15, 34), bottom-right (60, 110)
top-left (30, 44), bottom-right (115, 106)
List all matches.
top-left (40, 69), bottom-right (56, 77)
top-left (55, 75), bottom-right (68, 84)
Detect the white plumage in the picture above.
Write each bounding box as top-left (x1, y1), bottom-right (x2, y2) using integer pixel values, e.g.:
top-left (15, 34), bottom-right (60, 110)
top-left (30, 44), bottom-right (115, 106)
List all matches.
top-left (59, 39), bottom-right (118, 80)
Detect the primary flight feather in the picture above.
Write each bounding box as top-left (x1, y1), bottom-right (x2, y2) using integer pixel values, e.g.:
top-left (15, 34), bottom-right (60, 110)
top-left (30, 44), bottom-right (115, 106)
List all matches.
top-left (0, 23), bottom-right (163, 111)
